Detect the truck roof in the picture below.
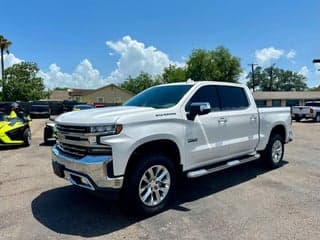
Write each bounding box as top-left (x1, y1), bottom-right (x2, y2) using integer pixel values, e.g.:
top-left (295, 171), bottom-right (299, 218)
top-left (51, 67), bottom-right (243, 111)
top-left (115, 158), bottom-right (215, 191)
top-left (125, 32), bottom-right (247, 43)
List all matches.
top-left (158, 80), bottom-right (245, 88)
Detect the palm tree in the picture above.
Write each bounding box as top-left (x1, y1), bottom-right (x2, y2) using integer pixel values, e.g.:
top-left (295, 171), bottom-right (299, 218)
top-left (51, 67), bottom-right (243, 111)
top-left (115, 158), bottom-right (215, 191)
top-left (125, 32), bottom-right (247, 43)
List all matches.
top-left (0, 35), bottom-right (12, 94)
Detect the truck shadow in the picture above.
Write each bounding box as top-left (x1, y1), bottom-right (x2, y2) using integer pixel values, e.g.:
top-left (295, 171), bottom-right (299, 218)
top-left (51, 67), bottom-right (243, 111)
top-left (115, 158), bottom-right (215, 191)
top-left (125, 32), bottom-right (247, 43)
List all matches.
top-left (31, 160), bottom-right (288, 238)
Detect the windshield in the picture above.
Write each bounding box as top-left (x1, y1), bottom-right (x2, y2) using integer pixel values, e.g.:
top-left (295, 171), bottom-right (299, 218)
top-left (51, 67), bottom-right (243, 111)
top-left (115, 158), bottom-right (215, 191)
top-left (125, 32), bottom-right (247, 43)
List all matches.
top-left (124, 85), bottom-right (193, 109)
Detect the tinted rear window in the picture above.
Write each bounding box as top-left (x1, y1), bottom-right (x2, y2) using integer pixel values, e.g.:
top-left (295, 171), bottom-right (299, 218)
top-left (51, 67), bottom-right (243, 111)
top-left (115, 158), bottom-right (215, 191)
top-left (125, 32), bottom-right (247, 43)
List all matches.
top-left (217, 86), bottom-right (249, 110)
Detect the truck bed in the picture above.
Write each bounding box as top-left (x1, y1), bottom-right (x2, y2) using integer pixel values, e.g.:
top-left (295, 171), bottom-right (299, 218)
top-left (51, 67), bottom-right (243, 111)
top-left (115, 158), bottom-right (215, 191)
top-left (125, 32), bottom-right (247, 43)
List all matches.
top-left (257, 107), bottom-right (292, 151)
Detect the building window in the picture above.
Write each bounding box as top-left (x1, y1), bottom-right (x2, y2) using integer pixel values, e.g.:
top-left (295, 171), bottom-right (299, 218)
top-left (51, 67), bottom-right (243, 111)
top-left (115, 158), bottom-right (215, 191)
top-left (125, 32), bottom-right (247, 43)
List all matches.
top-left (96, 97), bottom-right (104, 103)
top-left (113, 97), bottom-right (122, 103)
top-left (286, 99), bottom-right (299, 107)
top-left (74, 96), bottom-right (82, 102)
top-left (255, 100), bottom-right (267, 107)
top-left (272, 100), bottom-right (281, 107)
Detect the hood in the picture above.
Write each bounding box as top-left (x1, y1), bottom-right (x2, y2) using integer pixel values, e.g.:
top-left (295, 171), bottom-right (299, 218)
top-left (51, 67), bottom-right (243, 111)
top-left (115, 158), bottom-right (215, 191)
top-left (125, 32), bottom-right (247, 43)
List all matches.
top-left (55, 106), bottom-right (155, 125)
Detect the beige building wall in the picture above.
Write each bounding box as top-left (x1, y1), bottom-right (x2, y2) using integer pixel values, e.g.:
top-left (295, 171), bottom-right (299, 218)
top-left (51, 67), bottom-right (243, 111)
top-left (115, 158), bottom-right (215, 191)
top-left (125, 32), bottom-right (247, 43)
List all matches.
top-left (83, 85), bottom-right (134, 104)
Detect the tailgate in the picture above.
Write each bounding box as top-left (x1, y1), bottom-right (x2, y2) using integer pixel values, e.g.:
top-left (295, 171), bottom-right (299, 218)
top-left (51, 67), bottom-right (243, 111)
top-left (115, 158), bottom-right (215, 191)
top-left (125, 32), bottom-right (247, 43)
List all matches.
top-left (292, 106), bottom-right (311, 115)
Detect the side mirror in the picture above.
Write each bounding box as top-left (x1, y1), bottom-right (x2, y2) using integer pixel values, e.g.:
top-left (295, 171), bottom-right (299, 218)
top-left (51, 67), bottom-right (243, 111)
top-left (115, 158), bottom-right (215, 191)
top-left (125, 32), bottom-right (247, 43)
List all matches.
top-left (187, 102), bottom-right (211, 120)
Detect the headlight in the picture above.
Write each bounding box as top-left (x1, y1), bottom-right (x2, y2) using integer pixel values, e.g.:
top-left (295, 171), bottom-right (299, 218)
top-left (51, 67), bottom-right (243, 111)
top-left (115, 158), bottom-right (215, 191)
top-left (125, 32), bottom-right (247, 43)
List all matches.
top-left (46, 122), bottom-right (55, 128)
top-left (90, 124), bottom-right (122, 135)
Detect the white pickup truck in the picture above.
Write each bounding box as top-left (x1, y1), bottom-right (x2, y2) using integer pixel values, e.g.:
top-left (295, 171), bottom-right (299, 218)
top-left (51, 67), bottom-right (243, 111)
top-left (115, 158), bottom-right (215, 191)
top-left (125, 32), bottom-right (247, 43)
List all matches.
top-left (52, 81), bottom-right (292, 214)
top-left (292, 101), bottom-right (320, 122)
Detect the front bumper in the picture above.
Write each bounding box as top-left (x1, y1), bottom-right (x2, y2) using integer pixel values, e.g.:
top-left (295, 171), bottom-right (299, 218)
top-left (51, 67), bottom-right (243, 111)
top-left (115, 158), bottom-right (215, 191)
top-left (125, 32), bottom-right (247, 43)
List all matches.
top-left (51, 145), bottom-right (123, 191)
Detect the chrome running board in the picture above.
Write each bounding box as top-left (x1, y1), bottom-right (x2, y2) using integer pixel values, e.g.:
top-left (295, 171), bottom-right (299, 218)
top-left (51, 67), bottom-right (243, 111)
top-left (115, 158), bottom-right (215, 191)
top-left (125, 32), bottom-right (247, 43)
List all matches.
top-left (187, 154), bottom-right (260, 178)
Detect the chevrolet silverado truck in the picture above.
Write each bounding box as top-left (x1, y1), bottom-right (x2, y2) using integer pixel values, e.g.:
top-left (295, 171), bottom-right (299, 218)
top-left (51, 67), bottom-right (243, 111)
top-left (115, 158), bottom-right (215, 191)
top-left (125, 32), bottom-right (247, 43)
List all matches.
top-left (52, 81), bottom-right (293, 214)
top-left (292, 101), bottom-right (320, 122)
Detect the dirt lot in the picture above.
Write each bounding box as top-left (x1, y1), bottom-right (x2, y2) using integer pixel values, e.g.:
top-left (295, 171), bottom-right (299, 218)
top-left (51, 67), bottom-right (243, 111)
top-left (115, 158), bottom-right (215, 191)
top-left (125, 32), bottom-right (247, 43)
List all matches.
top-left (0, 119), bottom-right (319, 240)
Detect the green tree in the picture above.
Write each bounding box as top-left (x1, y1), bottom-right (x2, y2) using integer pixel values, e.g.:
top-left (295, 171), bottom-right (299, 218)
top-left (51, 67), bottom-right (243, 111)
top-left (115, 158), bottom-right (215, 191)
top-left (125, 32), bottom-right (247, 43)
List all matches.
top-left (3, 62), bottom-right (46, 101)
top-left (186, 46), bottom-right (242, 82)
top-left (246, 66), bottom-right (267, 90)
top-left (0, 35), bottom-right (12, 97)
top-left (246, 66), bottom-right (307, 91)
top-left (162, 64), bottom-right (187, 83)
top-left (120, 72), bottom-right (161, 94)
top-left (309, 85), bottom-right (320, 91)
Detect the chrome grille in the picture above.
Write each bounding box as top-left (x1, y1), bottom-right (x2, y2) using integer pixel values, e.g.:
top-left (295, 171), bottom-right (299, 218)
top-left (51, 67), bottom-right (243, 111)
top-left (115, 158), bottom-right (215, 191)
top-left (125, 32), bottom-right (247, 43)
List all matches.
top-left (56, 124), bottom-right (90, 134)
top-left (57, 141), bottom-right (87, 158)
top-left (55, 124), bottom-right (112, 158)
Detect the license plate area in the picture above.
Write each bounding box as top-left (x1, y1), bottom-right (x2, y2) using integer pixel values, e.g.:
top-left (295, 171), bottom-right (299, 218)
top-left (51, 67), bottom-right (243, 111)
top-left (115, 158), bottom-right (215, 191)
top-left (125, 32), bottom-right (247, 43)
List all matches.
top-left (52, 161), bottom-right (65, 178)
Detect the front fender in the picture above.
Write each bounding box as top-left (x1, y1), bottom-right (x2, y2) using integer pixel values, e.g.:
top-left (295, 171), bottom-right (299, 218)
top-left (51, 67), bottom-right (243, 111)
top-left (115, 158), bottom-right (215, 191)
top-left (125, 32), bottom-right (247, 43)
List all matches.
top-left (102, 121), bottom-right (186, 176)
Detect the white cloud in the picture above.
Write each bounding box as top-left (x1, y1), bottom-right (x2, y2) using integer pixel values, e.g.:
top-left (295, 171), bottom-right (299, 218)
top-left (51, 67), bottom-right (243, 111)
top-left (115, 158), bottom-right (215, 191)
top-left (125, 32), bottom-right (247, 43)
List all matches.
top-left (255, 47), bottom-right (284, 66)
top-left (38, 35), bottom-right (183, 89)
top-left (0, 53), bottom-right (23, 74)
top-left (105, 35), bottom-right (183, 83)
top-left (298, 65), bottom-right (320, 87)
top-left (286, 49), bottom-right (296, 59)
top-left (239, 71), bottom-right (248, 84)
top-left (298, 66), bottom-right (309, 77)
top-left (38, 59), bottom-right (108, 89)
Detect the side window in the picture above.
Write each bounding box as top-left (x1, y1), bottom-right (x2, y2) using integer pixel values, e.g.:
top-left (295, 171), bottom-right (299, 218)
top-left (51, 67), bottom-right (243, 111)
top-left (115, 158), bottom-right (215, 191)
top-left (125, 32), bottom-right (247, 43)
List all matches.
top-left (217, 86), bottom-right (249, 110)
top-left (185, 86), bottom-right (220, 112)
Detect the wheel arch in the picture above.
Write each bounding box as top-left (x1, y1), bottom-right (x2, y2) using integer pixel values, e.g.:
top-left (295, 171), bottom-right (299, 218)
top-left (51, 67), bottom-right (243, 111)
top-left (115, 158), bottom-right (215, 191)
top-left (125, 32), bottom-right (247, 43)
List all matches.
top-left (124, 139), bottom-right (182, 178)
top-left (270, 124), bottom-right (286, 142)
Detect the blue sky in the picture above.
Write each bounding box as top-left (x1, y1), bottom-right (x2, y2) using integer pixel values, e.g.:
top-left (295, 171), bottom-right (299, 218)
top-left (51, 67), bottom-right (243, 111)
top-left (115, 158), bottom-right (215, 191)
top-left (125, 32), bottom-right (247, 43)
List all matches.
top-left (1, 0), bottom-right (319, 89)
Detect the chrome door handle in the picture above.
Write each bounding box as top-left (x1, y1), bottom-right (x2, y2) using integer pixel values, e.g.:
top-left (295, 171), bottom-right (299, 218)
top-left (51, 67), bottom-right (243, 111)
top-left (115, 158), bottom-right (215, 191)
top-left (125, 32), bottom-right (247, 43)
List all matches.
top-left (250, 115), bottom-right (258, 121)
top-left (218, 118), bottom-right (227, 124)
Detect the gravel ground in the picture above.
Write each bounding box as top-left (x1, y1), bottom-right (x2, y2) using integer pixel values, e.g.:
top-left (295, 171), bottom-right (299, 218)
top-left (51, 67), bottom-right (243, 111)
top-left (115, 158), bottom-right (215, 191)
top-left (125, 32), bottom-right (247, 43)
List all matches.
top-left (0, 119), bottom-right (319, 240)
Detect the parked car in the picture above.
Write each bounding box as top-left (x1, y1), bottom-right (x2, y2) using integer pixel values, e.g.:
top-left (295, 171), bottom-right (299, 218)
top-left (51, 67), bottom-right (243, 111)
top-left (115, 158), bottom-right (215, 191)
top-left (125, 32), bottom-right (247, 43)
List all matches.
top-left (292, 101), bottom-right (320, 122)
top-left (94, 103), bottom-right (106, 108)
top-left (0, 111), bottom-right (32, 147)
top-left (0, 102), bottom-right (13, 114)
top-left (51, 81), bottom-right (293, 215)
top-left (72, 104), bottom-right (94, 111)
top-left (62, 100), bottom-right (78, 112)
top-left (30, 104), bottom-right (50, 118)
top-left (43, 117), bottom-right (56, 145)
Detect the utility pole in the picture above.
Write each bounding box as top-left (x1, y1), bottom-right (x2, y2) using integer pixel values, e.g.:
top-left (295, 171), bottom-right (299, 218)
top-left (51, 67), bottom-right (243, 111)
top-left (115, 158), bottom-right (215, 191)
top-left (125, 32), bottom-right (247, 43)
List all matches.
top-left (269, 63), bottom-right (276, 91)
top-left (248, 63), bottom-right (258, 91)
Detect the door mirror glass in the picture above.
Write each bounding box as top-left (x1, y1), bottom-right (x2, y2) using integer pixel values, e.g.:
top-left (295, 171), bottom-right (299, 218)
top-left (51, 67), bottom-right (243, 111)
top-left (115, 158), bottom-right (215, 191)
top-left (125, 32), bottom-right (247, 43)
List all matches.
top-left (187, 102), bottom-right (211, 120)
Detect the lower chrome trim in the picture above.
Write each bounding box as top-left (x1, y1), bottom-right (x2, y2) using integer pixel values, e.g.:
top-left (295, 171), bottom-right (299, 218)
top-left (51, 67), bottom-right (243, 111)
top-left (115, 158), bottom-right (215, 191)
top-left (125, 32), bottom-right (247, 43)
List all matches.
top-left (52, 145), bottom-right (123, 190)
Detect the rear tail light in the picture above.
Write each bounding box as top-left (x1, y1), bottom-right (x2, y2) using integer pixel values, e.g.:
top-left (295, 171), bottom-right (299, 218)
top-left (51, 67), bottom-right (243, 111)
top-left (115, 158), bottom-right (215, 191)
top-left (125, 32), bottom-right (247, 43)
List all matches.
top-left (310, 108), bottom-right (314, 114)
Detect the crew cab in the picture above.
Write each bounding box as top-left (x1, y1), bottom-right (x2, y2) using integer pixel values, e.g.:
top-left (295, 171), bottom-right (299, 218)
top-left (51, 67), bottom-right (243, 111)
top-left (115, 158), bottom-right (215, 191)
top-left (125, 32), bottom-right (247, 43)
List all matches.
top-left (51, 81), bottom-right (293, 214)
top-left (292, 101), bottom-right (320, 122)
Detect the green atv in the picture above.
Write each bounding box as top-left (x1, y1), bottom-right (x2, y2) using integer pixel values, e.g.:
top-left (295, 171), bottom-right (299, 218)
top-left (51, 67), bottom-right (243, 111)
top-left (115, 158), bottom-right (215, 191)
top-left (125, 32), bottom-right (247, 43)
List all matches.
top-left (0, 112), bottom-right (32, 147)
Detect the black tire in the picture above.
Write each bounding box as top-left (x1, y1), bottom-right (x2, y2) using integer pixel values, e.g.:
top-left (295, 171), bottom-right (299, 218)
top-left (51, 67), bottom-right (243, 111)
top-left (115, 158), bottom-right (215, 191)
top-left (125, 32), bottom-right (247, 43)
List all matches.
top-left (315, 114), bottom-right (320, 123)
top-left (23, 128), bottom-right (31, 147)
top-left (122, 153), bottom-right (176, 215)
top-left (43, 127), bottom-right (50, 145)
top-left (295, 117), bottom-right (301, 122)
top-left (260, 134), bottom-right (284, 168)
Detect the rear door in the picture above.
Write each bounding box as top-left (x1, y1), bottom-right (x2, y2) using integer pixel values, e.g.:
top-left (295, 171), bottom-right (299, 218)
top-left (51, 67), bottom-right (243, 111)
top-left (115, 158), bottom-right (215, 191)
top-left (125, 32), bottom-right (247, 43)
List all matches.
top-left (216, 85), bottom-right (259, 156)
